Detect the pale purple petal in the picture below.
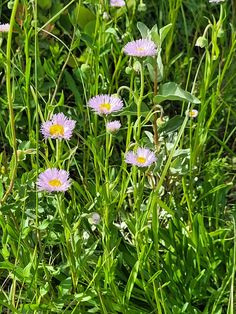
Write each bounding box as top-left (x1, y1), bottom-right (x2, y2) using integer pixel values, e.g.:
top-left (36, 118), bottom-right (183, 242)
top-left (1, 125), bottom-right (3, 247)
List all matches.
top-left (36, 168), bottom-right (71, 192)
top-left (124, 39), bottom-right (157, 57)
top-left (41, 121), bottom-right (53, 139)
top-left (209, 0), bottom-right (224, 3)
top-left (124, 151), bottom-right (136, 165)
top-left (110, 0), bottom-right (125, 7)
top-left (0, 23), bottom-right (10, 32)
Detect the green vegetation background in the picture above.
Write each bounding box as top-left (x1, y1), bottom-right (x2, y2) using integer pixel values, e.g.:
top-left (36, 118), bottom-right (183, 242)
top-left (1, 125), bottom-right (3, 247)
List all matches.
top-left (0, 0), bottom-right (235, 313)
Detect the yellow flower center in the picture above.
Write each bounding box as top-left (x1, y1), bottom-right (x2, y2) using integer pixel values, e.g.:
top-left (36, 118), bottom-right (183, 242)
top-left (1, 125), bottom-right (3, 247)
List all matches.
top-left (189, 110), bottom-right (197, 117)
top-left (49, 124), bottom-right (64, 136)
top-left (136, 156), bottom-right (146, 164)
top-left (99, 103), bottom-right (111, 112)
top-left (137, 46), bottom-right (145, 52)
top-left (48, 179), bottom-right (62, 187)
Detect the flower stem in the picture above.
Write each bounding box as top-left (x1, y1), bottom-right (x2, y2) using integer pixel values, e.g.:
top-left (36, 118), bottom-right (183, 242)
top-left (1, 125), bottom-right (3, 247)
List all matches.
top-left (152, 62), bottom-right (159, 150)
top-left (56, 139), bottom-right (61, 167)
top-left (136, 62), bottom-right (144, 142)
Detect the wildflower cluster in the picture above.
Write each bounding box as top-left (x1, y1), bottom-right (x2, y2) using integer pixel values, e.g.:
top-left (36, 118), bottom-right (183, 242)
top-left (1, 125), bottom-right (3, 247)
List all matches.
top-left (87, 38), bottom-right (158, 169)
top-left (37, 113), bottom-right (76, 192)
top-left (36, 3), bottom-right (159, 193)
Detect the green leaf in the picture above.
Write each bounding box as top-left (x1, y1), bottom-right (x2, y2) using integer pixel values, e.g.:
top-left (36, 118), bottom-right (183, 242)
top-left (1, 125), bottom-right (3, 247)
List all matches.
top-left (38, 0), bottom-right (52, 10)
top-left (156, 198), bottom-right (175, 216)
top-left (74, 4), bottom-right (95, 30)
top-left (58, 277), bottom-right (72, 297)
top-left (5, 121), bottom-right (14, 148)
top-left (0, 180), bottom-right (3, 200)
top-left (57, 91), bottom-right (64, 107)
top-left (159, 115), bottom-right (185, 134)
top-left (159, 23), bottom-right (172, 44)
top-left (150, 24), bottom-right (160, 46)
top-left (123, 260), bottom-right (140, 302)
top-left (106, 27), bottom-right (120, 40)
top-left (64, 70), bottom-right (82, 104)
top-left (154, 82), bottom-right (200, 104)
top-left (137, 21), bottom-right (150, 38)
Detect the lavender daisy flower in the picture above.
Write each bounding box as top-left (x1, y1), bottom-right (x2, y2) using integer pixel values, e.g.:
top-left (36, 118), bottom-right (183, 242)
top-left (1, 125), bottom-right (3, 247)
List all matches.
top-left (41, 113), bottom-right (76, 140)
top-left (124, 39), bottom-right (157, 57)
top-left (106, 120), bottom-right (121, 133)
top-left (88, 212), bottom-right (101, 225)
top-left (0, 23), bottom-right (10, 32)
top-left (36, 168), bottom-right (71, 192)
top-left (88, 94), bottom-right (124, 115)
top-left (209, 0), bottom-right (224, 3)
top-left (125, 148), bottom-right (156, 167)
top-left (110, 0), bottom-right (126, 7)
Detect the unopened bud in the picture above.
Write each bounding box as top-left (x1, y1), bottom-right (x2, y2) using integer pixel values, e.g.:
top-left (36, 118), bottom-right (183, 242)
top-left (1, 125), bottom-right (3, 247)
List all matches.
top-left (195, 36), bottom-right (208, 48)
top-left (138, 3), bottom-right (147, 12)
top-left (88, 212), bottom-right (101, 225)
top-left (125, 66), bottom-right (132, 75)
top-left (81, 64), bottom-right (90, 73)
top-left (103, 12), bottom-right (110, 21)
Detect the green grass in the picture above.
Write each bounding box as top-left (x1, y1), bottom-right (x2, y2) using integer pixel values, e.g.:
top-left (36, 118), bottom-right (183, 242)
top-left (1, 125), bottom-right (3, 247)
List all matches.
top-left (0, 0), bottom-right (235, 313)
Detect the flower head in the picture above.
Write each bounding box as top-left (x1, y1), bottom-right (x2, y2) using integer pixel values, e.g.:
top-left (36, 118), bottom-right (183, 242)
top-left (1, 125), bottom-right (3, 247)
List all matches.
top-left (88, 212), bottom-right (101, 225)
top-left (187, 109), bottom-right (198, 118)
top-left (36, 168), bottom-right (71, 192)
top-left (124, 39), bottom-right (157, 57)
top-left (125, 148), bottom-right (156, 167)
top-left (103, 12), bottom-right (110, 20)
top-left (41, 113), bottom-right (76, 140)
top-left (110, 0), bottom-right (126, 7)
top-left (0, 23), bottom-right (10, 32)
top-left (88, 94), bottom-right (124, 115)
top-left (209, 0), bottom-right (224, 3)
top-left (106, 120), bottom-right (121, 133)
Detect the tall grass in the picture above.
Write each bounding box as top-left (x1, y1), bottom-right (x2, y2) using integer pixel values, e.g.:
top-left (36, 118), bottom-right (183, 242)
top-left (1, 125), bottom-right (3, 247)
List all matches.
top-left (0, 0), bottom-right (235, 313)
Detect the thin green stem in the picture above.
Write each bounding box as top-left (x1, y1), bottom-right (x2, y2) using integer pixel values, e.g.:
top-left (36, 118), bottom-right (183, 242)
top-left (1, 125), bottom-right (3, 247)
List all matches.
top-left (153, 62), bottom-right (159, 150)
top-left (136, 62), bottom-right (144, 142)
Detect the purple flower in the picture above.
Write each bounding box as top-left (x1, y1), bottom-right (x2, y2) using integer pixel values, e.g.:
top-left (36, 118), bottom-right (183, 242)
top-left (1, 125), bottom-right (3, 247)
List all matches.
top-left (41, 113), bottom-right (76, 140)
top-left (110, 0), bottom-right (126, 7)
top-left (124, 39), bottom-right (157, 57)
top-left (0, 23), bottom-right (10, 32)
top-left (88, 212), bottom-right (101, 225)
top-left (88, 94), bottom-right (124, 115)
top-left (36, 168), bottom-right (71, 192)
top-left (106, 120), bottom-right (121, 133)
top-left (125, 148), bottom-right (156, 167)
top-left (209, 0), bottom-right (224, 3)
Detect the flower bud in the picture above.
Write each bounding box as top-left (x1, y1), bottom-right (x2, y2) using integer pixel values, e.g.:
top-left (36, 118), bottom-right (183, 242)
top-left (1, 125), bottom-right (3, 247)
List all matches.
top-left (81, 64), bottom-right (90, 73)
top-left (195, 36), bottom-right (208, 48)
top-left (138, 3), bottom-right (147, 12)
top-left (125, 66), bottom-right (132, 75)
